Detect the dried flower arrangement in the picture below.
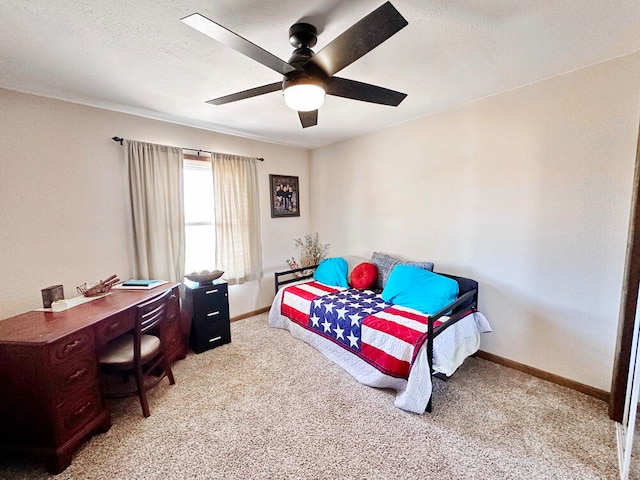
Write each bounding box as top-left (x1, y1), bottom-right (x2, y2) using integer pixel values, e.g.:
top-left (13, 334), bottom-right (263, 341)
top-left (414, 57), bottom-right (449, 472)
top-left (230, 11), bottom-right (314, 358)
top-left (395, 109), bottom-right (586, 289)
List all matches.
top-left (286, 232), bottom-right (329, 270)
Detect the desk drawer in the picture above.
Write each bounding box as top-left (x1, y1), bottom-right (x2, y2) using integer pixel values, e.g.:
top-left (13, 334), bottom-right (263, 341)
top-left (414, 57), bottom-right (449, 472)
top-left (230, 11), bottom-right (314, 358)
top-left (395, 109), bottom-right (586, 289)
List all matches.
top-left (166, 291), bottom-right (180, 328)
top-left (165, 323), bottom-right (182, 357)
top-left (54, 388), bottom-right (103, 444)
top-left (96, 310), bottom-right (135, 345)
top-left (165, 288), bottom-right (185, 361)
top-left (53, 355), bottom-right (99, 398)
top-left (50, 330), bottom-right (95, 365)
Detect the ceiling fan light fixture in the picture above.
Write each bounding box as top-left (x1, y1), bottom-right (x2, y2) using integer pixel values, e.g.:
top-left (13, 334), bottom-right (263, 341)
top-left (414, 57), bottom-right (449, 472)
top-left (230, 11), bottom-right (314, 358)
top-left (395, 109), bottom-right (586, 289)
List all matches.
top-left (283, 77), bottom-right (325, 112)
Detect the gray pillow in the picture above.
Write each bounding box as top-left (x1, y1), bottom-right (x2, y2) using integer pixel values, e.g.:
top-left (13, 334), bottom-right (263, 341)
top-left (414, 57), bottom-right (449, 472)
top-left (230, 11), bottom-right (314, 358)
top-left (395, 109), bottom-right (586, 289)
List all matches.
top-left (402, 259), bottom-right (435, 271)
top-left (370, 252), bottom-right (434, 291)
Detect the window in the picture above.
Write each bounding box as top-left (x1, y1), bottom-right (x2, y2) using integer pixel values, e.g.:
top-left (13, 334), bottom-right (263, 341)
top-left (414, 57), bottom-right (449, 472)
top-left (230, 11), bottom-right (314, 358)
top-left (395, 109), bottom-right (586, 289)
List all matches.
top-left (183, 153), bottom-right (262, 284)
top-left (183, 158), bottom-right (215, 274)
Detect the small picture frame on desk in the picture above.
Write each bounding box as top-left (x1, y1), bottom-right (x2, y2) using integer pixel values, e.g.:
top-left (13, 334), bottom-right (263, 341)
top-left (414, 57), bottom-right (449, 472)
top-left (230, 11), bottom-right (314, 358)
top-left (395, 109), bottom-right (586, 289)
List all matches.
top-left (41, 285), bottom-right (64, 309)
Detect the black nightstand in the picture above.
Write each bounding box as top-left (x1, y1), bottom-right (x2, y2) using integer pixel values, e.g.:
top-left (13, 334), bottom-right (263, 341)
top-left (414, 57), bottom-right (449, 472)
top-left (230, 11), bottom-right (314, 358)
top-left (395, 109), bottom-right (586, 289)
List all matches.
top-left (183, 281), bottom-right (231, 354)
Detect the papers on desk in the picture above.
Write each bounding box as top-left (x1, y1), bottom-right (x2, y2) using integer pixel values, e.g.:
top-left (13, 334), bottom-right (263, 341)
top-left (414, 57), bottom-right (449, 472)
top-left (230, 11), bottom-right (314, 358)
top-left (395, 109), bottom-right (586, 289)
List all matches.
top-left (34, 293), bottom-right (111, 312)
top-left (113, 280), bottom-right (168, 290)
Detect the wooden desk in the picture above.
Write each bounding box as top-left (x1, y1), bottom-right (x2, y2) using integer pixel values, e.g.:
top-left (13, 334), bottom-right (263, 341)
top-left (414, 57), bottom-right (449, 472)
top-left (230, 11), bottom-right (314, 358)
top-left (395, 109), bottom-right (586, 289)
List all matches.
top-left (0, 283), bottom-right (187, 473)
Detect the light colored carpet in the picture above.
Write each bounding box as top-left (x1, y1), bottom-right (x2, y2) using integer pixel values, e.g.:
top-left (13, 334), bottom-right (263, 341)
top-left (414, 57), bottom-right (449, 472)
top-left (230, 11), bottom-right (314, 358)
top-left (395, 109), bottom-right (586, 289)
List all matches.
top-left (1, 313), bottom-right (638, 479)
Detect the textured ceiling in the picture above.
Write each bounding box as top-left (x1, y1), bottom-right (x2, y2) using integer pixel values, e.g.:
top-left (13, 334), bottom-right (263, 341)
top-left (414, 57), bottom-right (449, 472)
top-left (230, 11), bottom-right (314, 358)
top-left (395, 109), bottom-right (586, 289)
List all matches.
top-left (1, 1), bottom-right (639, 149)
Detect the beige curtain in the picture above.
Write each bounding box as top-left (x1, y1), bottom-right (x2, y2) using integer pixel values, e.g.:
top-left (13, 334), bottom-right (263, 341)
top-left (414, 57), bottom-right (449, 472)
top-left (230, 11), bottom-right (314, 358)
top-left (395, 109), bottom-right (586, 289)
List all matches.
top-left (125, 140), bottom-right (185, 282)
top-left (212, 153), bottom-right (262, 285)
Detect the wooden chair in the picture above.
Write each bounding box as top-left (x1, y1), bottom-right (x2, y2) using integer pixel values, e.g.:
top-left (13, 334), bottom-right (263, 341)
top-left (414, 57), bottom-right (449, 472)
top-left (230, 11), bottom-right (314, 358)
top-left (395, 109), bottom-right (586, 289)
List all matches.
top-left (99, 289), bottom-right (176, 417)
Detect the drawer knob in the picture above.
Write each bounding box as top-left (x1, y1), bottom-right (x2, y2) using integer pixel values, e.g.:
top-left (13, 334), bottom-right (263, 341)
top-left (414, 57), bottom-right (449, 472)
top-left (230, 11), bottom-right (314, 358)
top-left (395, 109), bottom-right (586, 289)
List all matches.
top-left (106, 321), bottom-right (120, 334)
top-left (63, 339), bottom-right (84, 355)
top-left (206, 311), bottom-right (220, 317)
top-left (67, 367), bottom-right (88, 384)
top-left (72, 401), bottom-right (92, 419)
top-left (205, 289), bottom-right (219, 295)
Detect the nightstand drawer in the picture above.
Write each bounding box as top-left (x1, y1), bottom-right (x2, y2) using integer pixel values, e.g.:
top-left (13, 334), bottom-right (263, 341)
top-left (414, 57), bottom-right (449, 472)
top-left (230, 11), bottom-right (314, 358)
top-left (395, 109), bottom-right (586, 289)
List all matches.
top-left (190, 317), bottom-right (231, 353)
top-left (196, 303), bottom-right (229, 322)
top-left (192, 284), bottom-right (228, 311)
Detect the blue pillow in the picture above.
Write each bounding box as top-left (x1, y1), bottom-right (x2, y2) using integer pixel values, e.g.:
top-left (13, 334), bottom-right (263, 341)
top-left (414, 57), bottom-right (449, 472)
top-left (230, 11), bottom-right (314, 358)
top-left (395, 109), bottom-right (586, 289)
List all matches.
top-left (313, 257), bottom-right (349, 288)
top-left (381, 265), bottom-right (459, 315)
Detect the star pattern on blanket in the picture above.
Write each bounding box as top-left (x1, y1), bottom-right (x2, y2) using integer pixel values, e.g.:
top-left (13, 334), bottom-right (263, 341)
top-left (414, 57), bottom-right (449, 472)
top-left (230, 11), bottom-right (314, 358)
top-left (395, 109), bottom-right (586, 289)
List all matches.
top-left (310, 290), bottom-right (391, 351)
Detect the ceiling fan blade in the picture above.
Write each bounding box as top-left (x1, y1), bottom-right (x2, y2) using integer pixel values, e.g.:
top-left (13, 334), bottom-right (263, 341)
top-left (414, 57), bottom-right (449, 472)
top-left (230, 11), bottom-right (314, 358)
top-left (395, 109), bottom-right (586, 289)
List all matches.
top-left (206, 82), bottom-right (282, 106)
top-left (307, 1), bottom-right (408, 76)
top-left (182, 13), bottom-right (295, 75)
top-left (298, 110), bottom-right (318, 128)
top-left (325, 77), bottom-right (406, 106)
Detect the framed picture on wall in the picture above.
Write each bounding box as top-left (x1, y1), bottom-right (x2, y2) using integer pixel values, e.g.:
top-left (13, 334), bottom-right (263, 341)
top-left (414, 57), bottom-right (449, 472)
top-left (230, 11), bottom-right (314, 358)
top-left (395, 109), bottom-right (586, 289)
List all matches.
top-left (270, 174), bottom-right (300, 218)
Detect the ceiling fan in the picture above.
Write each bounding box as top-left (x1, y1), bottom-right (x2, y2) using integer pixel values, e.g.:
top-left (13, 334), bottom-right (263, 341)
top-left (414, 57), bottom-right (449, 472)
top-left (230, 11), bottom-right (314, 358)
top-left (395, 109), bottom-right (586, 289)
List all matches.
top-left (181, 1), bottom-right (408, 128)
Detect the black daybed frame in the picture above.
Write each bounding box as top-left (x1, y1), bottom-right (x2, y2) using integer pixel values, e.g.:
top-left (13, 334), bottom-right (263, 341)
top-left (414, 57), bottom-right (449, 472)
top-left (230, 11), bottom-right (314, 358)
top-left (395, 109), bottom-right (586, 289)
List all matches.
top-left (274, 265), bottom-right (479, 412)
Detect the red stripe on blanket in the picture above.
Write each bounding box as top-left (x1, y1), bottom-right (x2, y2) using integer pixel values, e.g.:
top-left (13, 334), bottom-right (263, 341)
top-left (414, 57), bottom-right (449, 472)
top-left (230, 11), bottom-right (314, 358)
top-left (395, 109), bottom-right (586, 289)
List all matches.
top-left (363, 315), bottom-right (425, 345)
top-left (384, 306), bottom-right (428, 323)
top-left (281, 281), bottom-right (340, 327)
top-left (284, 281), bottom-right (339, 301)
top-left (307, 281), bottom-right (340, 293)
top-left (360, 342), bottom-right (411, 378)
top-left (281, 303), bottom-right (310, 326)
top-left (382, 307), bottom-right (444, 330)
top-left (363, 308), bottom-right (444, 345)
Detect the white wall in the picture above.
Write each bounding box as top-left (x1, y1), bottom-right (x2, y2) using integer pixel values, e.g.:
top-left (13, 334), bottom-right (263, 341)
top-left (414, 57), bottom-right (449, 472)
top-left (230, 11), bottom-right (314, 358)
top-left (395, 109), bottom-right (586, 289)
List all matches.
top-left (0, 89), bottom-right (311, 319)
top-left (310, 52), bottom-right (640, 392)
top-left (3, 51), bottom-right (639, 392)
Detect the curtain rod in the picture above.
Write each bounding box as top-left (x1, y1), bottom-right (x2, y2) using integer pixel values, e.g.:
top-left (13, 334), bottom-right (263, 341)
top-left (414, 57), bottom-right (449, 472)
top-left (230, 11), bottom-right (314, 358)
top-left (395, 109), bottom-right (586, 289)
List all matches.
top-left (111, 137), bottom-right (264, 161)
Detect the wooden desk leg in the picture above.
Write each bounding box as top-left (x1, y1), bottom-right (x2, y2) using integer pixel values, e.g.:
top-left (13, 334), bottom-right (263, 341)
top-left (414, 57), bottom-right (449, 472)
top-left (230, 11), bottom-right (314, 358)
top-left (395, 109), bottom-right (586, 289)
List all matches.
top-left (45, 451), bottom-right (73, 475)
top-left (44, 413), bottom-right (112, 474)
top-left (96, 413), bottom-right (112, 434)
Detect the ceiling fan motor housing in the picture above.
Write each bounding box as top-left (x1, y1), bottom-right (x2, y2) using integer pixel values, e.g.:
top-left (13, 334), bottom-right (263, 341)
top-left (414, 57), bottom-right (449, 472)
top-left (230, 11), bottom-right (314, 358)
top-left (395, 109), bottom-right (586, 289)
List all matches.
top-left (289, 23), bottom-right (318, 49)
top-left (285, 24), bottom-right (327, 88)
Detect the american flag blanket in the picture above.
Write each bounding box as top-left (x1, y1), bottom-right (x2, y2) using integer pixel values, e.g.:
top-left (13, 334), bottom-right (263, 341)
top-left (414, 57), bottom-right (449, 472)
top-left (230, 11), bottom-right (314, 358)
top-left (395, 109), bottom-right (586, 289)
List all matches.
top-left (280, 281), bottom-right (447, 379)
top-left (270, 280), bottom-right (491, 413)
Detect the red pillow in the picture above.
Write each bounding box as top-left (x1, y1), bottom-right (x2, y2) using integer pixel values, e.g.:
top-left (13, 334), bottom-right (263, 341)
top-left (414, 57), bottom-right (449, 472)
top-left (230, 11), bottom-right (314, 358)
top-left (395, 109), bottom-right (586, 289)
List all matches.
top-left (350, 262), bottom-right (378, 290)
